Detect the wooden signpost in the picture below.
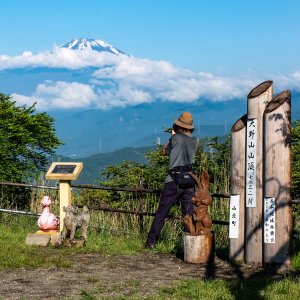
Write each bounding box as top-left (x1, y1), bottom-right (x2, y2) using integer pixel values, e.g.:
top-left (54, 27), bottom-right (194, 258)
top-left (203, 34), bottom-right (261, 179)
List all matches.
top-left (229, 114), bottom-right (247, 261)
top-left (245, 80), bottom-right (273, 264)
top-left (264, 91), bottom-right (292, 271)
top-left (229, 81), bottom-right (293, 271)
top-left (46, 162), bottom-right (83, 231)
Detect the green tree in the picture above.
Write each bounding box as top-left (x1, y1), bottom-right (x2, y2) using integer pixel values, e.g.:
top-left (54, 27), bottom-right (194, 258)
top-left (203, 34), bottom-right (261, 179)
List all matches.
top-left (291, 121), bottom-right (300, 199)
top-left (0, 93), bottom-right (62, 183)
top-left (205, 136), bottom-right (231, 193)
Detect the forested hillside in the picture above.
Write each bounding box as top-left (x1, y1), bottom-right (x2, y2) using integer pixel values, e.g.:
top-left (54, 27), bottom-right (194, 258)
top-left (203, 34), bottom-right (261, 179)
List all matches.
top-left (54, 146), bottom-right (155, 184)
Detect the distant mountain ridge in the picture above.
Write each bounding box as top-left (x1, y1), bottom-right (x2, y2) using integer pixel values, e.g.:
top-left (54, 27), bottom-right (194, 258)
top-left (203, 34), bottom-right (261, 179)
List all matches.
top-left (49, 99), bottom-right (242, 158)
top-left (49, 92), bottom-right (300, 158)
top-left (55, 146), bottom-right (154, 184)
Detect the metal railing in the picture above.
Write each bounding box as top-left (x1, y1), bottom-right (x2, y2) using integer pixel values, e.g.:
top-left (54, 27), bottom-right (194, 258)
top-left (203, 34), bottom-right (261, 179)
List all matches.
top-left (1, 180), bottom-right (300, 230)
top-left (0, 180), bottom-right (231, 226)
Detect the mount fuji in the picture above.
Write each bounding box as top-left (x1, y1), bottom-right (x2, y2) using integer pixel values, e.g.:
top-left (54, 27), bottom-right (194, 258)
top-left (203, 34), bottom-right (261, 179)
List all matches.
top-left (0, 37), bottom-right (299, 159)
top-left (61, 38), bottom-right (125, 55)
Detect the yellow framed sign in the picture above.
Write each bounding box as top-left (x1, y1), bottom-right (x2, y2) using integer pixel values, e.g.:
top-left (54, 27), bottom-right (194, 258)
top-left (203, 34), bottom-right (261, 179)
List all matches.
top-left (45, 162), bottom-right (83, 181)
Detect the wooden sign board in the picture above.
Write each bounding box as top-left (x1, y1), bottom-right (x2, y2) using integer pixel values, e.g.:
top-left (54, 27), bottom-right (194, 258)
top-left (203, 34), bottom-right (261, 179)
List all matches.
top-left (264, 197), bottom-right (276, 244)
top-left (46, 162), bottom-right (83, 180)
top-left (246, 118), bottom-right (257, 207)
top-left (229, 195), bottom-right (240, 239)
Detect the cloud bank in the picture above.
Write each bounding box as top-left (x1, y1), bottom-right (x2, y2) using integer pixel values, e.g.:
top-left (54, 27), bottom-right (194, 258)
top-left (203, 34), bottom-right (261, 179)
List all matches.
top-left (1, 46), bottom-right (299, 110)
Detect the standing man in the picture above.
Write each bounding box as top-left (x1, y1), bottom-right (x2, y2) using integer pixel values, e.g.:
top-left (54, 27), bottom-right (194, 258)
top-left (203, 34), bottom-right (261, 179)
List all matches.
top-left (146, 112), bottom-right (199, 248)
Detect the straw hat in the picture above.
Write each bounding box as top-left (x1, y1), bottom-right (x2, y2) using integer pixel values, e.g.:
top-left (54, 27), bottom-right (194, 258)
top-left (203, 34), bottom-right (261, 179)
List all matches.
top-left (174, 112), bottom-right (194, 129)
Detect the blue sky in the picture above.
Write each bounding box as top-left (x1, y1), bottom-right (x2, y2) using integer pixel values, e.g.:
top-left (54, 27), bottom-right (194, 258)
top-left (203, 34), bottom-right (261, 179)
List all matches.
top-left (1, 0), bottom-right (300, 111)
top-left (1, 0), bottom-right (299, 74)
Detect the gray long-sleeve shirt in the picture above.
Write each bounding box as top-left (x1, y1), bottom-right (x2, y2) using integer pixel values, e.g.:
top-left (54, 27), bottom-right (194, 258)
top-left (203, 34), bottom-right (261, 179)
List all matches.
top-left (164, 132), bottom-right (199, 183)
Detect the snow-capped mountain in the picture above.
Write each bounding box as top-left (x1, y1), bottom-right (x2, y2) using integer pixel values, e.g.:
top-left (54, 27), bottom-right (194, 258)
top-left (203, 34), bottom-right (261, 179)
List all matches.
top-left (2, 37), bottom-right (300, 160)
top-left (61, 37), bottom-right (125, 55)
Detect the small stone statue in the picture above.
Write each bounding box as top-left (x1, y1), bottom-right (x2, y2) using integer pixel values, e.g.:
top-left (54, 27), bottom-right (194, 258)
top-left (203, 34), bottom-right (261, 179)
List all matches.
top-left (37, 196), bottom-right (60, 232)
top-left (60, 205), bottom-right (90, 243)
top-left (183, 171), bottom-right (212, 235)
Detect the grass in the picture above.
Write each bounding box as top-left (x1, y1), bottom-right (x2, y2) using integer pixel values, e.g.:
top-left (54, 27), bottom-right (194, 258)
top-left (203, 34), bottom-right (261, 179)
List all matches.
top-left (292, 237), bottom-right (300, 269)
top-left (1, 210), bottom-right (300, 300)
top-left (158, 277), bottom-right (300, 300)
top-left (1, 209), bottom-right (300, 268)
top-left (72, 276), bottom-right (300, 300)
top-left (0, 215), bottom-right (73, 269)
top-left (0, 216), bottom-right (135, 270)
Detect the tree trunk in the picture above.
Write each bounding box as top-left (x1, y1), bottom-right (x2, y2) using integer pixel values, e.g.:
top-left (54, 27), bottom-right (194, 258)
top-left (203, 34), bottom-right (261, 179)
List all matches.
top-left (183, 233), bottom-right (214, 263)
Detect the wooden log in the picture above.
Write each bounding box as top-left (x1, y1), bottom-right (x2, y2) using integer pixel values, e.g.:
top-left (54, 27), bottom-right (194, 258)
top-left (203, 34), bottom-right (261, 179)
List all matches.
top-left (245, 80), bottom-right (273, 265)
top-left (183, 233), bottom-right (214, 263)
top-left (264, 90), bottom-right (292, 272)
top-left (229, 114), bottom-right (247, 261)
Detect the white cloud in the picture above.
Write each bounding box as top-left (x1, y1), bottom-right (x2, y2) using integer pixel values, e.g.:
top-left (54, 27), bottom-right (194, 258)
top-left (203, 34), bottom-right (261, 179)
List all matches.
top-left (271, 71), bottom-right (300, 92)
top-left (0, 47), bottom-right (121, 70)
top-left (11, 93), bottom-right (39, 107)
top-left (12, 81), bottom-right (97, 110)
top-left (93, 56), bottom-right (256, 103)
top-left (5, 45), bottom-right (300, 110)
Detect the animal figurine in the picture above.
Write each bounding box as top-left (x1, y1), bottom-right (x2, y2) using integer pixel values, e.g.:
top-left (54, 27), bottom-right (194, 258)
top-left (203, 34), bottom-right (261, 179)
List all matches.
top-left (183, 171), bottom-right (212, 235)
top-left (61, 205), bottom-right (90, 241)
top-left (37, 196), bottom-right (60, 231)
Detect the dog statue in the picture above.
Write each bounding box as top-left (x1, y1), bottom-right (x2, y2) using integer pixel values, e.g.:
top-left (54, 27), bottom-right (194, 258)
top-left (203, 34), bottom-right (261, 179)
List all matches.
top-left (183, 171), bottom-right (212, 235)
top-left (60, 205), bottom-right (90, 242)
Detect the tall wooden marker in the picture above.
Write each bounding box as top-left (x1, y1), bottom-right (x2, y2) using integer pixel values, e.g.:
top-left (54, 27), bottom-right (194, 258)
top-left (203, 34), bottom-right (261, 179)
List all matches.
top-left (264, 91), bottom-right (292, 271)
top-left (245, 80), bottom-right (273, 264)
top-left (229, 114), bottom-right (247, 261)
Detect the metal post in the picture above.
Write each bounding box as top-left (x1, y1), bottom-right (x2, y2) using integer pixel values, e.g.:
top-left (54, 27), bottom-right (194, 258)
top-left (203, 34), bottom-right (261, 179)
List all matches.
top-left (138, 178), bottom-right (144, 233)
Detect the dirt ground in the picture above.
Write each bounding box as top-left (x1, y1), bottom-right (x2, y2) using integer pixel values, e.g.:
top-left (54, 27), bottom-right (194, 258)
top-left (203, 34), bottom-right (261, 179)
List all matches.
top-left (0, 252), bottom-right (267, 300)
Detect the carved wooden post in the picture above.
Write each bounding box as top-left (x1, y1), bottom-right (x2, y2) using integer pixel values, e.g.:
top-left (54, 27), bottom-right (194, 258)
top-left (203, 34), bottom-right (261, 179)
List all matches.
top-left (229, 114), bottom-right (247, 261)
top-left (245, 80), bottom-right (273, 264)
top-left (264, 90), bottom-right (292, 271)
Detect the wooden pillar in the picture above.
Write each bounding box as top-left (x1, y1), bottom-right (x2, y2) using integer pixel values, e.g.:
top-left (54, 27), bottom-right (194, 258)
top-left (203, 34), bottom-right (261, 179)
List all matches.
top-left (229, 114), bottom-right (247, 261)
top-left (245, 80), bottom-right (273, 265)
top-left (59, 180), bottom-right (72, 232)
top-left (264, 90), bottom-right (292, 271)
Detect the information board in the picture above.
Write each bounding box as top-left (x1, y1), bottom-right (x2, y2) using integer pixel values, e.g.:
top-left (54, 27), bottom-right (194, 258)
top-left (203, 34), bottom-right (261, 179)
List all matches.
top-left (264, 197), bottom-right (276, 244)
top-left (46, 162), bottom-right (83, 180)
top-left (229, 194), bottom-right (240, 239)
top-left (246, 118), bottom-right (257, 207)
top-left (52, 164), bottom-right (77, 174)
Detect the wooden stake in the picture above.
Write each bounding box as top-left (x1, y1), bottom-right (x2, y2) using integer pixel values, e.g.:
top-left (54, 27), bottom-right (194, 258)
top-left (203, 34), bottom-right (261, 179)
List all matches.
top-left (59, 180), bottom-right (72, 232)
top-left (183, 233), bottom-right (214, 263)
top-left (245, 80), bottom-right (273, 265)
top-left (264, 90), bottom-right (292, 272)
top-left (229, 114), bottom-right (247, 261)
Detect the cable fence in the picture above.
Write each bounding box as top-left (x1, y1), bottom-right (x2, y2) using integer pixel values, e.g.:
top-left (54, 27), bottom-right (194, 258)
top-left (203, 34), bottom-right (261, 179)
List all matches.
top-left (0, 180), bottom-right (299, 238)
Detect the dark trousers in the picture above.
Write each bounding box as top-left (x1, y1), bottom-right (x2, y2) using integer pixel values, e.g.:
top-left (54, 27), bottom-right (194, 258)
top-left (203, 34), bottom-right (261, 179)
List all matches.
top-left (146, 181), bottom-right (195, 245)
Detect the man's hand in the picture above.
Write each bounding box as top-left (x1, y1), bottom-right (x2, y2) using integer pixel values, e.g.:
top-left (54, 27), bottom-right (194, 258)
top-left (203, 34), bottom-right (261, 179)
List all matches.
top-left (161, 140), bottom-right (170, 156)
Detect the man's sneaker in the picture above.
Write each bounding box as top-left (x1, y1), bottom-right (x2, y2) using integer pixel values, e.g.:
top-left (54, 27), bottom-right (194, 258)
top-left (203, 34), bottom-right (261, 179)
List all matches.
top-left (145, 242), bottom-right (156, 249)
